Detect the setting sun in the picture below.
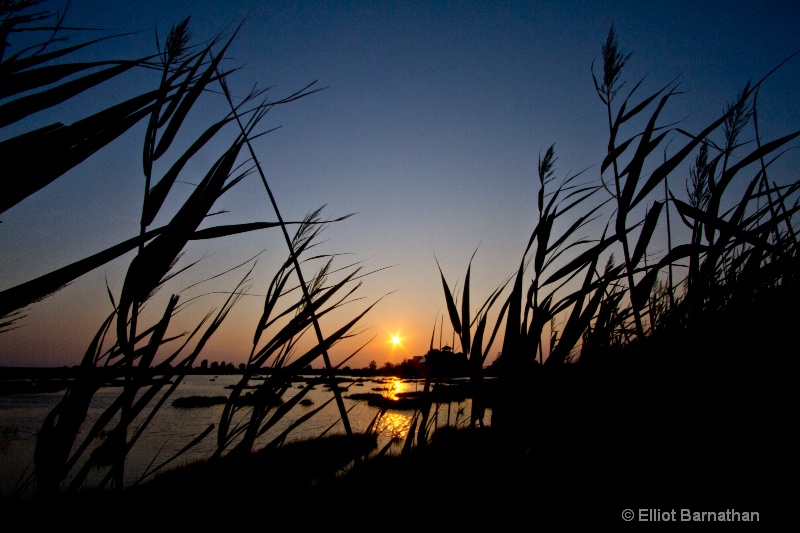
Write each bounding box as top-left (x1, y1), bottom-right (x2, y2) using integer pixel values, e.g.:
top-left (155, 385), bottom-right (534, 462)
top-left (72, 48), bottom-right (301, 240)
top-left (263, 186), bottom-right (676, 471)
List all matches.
top-left (386, 331), bottom-right (405, 351)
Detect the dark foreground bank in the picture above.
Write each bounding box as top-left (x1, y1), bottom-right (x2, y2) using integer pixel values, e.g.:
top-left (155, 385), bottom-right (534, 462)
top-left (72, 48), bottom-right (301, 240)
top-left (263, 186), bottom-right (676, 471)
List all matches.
top-left (6, 350), bottom-right (792, 529)
top-left (5, 296), bottom-right (795, 528)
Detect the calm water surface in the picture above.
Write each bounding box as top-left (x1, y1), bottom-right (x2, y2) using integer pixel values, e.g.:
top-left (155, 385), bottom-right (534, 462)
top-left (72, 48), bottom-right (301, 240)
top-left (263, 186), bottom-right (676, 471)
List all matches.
top-left (0, 374), bottom-right (485, 499)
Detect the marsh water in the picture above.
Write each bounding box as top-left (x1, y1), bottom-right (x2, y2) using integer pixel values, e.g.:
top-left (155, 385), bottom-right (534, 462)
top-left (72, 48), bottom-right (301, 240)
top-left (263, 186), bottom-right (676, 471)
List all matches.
top-left (0, 374), bottom-right (487, 499)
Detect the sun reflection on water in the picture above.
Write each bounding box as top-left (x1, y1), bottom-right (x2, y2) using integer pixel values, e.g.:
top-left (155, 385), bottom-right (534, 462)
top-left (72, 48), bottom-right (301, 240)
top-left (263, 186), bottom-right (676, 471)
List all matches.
top-left (380, 378), bottom-right (423, 401)
top-left (372, 410), bottom-right (413, 442)
top-left (362, 378), bottom-right (428, 443)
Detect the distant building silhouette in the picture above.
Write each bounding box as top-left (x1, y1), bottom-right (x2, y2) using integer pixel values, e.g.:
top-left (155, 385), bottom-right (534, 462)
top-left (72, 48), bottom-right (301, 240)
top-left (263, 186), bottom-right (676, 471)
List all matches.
top-left (412, 348), bottom-right (468, 378)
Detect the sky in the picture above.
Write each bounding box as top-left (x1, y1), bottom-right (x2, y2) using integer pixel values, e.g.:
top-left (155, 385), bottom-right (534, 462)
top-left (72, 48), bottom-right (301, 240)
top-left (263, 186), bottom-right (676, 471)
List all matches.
top-left (1, 0), bottom-right (799, 369)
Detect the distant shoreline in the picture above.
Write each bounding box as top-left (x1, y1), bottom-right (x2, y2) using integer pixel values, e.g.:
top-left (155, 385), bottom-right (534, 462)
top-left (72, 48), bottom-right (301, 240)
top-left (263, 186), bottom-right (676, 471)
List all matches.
top-left (0, 366), bottom-right (482, 395)
top-left (0, 366), bottom-right (367, 379)
top-left (0, 366), bottom-right (329, 395)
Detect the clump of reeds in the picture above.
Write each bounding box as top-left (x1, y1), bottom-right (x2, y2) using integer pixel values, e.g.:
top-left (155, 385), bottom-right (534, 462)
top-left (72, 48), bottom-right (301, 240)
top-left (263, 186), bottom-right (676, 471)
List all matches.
top-left (432, 25), bottom-right (800, 439)
top-left (2, 0), bottom-right (383, 502)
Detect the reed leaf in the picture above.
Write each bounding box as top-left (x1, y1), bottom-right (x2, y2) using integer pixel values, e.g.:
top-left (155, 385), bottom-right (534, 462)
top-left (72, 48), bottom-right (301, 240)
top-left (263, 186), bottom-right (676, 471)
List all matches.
top-left (116, 136), bottom-right (246, 353)
top-left (77, 290), bottom-right (238, 490)
top-left (601, 136), bottom-right (635, 175)
top-left (461, 259), bottom-right (472, 356)
top-left (615, 78), bottom-right (674, 134)
top-left (135, 424), bottom-right (215, 486)
top-left (249, 269), bottom-right (364, 369)
top-left (475, 276), bottom-right (513, 362)
top-left (498, 259), bottom-right (525, 369)
top-left (261, 379), bottom-right (340, 444)
top-left (141, 114), bottom-right (237, 226)
top-left (542, 204), bottom-right (607, 273)
top-left (151, 32), bottom-right (238, 161)
top-left (220, 278), bottom-right (382, 450)
top-left (282, 299), bottom-right (382, 374)
top-left (156, 47), bottom-right (215, 129)
top-left (142, 18), bottom-right (196, 178)
top-left (1, 89), bottom-right (167, 213)
top-left (228, 300), bottom-right (382, 454)
top-left (190, 221), bottom-right (295, 240)
top-left (0, 219), bottom-right (304, 324)
top-left (436, 258), bottom-right (462, 337)
top-left (0, 221), bottom-right (151, 321)
top-left (252, 264), bottom-right (295, 348)
top-left (265, 395), bottom-right (337, 448)
top-left (470, 312), bottom-right (487, 365)
top-left (0, 31), bottom-right (138, 77)
top-left (631, 200), bottom-right (664, 268)
top-left (614, 91), bottom-right (676, 228)
top-left (402, 413), bottom-right (419, 455)
top-left (540, 232), bottom-right (619, 288)
top-left (32, 311), bottom-right (114, 497)
top-left (63, 392), bottom-right (129, 492)
top-left (630, 243), bottom-right (701, 311)
top-left (547, 279), bottom-right (609, 366)
top-left (4, 59), bottom-right (150, 98)
top-left (629, 58), bottom-right (796, 211)
top-left (709, 129), bottom-right (800, 216)
top-left (672, 196), bottom-right (788, 258)
top-left (762, 179), bottom-right (800, 248)
top-left (545, 229), bottom-right (610, 365)
top-left (534, 215), bottom-right (553, 275)
top-left (0, 58), bottom-right (149, 127)
top-left (249, 212), bottom-right (344, 346)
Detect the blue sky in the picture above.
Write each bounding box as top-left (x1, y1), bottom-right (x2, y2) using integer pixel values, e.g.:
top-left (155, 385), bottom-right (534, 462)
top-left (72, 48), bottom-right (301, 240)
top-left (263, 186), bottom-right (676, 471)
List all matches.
top-left (1, 0), bottom-right (799, 368)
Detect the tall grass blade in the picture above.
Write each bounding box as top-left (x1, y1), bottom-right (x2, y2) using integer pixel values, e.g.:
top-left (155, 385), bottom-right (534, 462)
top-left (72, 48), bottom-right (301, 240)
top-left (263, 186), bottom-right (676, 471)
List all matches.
top-left (151, 34), bottom-right (236, 161)
top-left (1, 90), bottom-right (166, 212)
top-left (0, 59), bottom-right (149, 127)
top-left (1, 32), bottom-right (139, 78)
top-left (631, 200), bottom-right (664, 267)
top-left (436, 258), bottom-right (462, 337)
top-left (141, 115), bottom-right (237, 226)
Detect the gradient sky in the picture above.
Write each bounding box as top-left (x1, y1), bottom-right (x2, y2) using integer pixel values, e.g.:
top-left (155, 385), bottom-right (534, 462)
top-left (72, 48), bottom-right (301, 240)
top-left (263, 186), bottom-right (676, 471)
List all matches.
top-left (2, 0), bottom-right (799, 369)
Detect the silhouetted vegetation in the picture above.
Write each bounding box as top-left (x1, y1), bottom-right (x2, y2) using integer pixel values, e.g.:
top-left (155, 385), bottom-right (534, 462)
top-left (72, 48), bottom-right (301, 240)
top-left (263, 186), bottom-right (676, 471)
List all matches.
top-left (433, 25), bottom-right (799, 438)
top-left (421, 24), bottom-right (798, 522)
top-left (1, 0), bottom-right (383, 501)
top-left (1, 3), bottom-right (797, 524)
